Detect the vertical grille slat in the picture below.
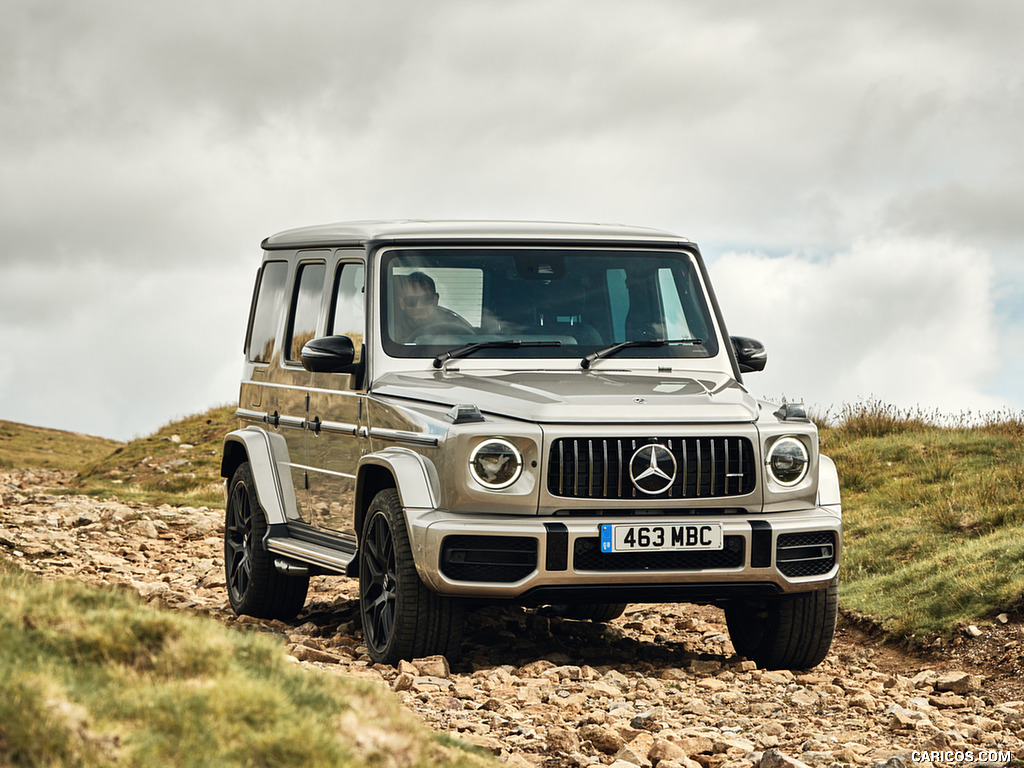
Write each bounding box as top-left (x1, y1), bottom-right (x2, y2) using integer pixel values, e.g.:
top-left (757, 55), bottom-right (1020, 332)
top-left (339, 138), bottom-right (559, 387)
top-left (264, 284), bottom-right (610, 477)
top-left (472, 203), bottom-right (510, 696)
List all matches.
top-left (548, 436), bottom-right (756, 500)
top-left (602, 440), bottom-right (610, 498)
top-left (587, 439), bottom-right (595, 497)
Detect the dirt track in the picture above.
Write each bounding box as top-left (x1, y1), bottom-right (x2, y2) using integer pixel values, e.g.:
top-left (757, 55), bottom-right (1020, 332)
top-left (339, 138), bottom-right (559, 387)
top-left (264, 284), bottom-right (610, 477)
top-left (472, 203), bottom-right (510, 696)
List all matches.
top-left (2, 468), bottom-right (1022, 768)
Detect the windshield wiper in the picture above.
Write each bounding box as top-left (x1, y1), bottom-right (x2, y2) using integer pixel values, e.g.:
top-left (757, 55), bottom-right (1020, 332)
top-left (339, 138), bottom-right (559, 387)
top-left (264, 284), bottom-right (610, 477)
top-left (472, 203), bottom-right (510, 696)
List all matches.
top-left (433, 339), bottom-right (562, 369)
top-left (580, 338), bottom-right (703, 369)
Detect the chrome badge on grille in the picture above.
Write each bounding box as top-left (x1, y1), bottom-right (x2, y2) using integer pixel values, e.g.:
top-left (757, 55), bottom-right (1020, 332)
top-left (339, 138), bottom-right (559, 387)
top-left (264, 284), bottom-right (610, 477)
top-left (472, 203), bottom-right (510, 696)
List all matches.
top-left (628, 443), bottom-right (677, 495)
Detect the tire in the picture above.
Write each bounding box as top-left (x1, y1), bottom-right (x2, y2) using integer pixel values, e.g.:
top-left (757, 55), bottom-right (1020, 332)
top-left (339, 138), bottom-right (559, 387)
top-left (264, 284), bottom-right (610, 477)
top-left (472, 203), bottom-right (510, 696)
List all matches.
top-left (548, 602), bottom-right (628, 622)
top-left (359, 488), bottom-right (465, 665)
top-left (224, 462), bottom-right (309, 620)
top-left (724, 582), bottom-right (838, 670)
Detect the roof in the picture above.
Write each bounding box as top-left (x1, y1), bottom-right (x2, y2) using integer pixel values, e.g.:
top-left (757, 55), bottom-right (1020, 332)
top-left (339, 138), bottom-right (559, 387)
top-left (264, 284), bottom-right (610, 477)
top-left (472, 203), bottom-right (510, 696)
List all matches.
top-left (261, 219), bottom-right (690, 250)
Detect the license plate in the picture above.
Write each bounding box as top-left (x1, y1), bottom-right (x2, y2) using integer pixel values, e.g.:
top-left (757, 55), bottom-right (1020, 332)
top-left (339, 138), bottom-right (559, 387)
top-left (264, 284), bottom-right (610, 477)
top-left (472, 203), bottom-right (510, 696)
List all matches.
top-left (600, 523), bottom-right (724, 553)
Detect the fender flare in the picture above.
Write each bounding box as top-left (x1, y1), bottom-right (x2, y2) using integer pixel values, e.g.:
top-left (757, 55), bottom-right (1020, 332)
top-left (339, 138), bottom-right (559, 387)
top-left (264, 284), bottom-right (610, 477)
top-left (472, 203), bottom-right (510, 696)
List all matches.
top-left (356, 447), bottom-right (438, 515)
top-left (221, 427), bottom-right (295, 526)
top-left (816, 454), bottom-right (842, 510)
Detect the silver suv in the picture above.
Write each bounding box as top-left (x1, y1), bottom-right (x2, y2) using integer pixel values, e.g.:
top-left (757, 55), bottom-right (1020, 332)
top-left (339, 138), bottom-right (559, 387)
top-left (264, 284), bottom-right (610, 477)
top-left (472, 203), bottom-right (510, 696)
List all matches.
top-left (221, 221), bottom-right (842, 669)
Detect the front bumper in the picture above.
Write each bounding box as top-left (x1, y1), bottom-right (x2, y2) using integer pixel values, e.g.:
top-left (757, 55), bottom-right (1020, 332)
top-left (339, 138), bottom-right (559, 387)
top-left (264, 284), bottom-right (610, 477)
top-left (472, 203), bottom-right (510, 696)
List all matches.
top-left (407, 505), bottom-right (842, 600)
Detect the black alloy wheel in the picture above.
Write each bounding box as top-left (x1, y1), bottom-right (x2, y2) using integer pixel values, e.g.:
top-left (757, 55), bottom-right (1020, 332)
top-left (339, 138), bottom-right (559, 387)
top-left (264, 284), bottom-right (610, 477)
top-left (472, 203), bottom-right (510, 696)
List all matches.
top-left (361, 508), bottom-right (398, 651)
top-left (225, 471), bottom-right (255, 607)
top-left (358, 488), bottom-right (465, 664)
top-left (223, 462), bottom-right (308, 620)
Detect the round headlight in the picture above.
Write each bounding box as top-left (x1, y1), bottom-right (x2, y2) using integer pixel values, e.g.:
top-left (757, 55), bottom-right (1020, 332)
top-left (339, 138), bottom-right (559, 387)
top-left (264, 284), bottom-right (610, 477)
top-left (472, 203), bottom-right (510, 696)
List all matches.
top-left (767, 437), bottom-right (809, 487)
top-left (470, 439), bottom-right (523, 489)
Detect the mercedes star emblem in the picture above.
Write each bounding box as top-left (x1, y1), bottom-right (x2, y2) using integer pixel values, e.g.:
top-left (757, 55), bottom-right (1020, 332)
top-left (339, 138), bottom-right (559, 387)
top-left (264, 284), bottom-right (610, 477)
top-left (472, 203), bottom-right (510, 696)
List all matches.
top-left (628, 443), bottom-right (677, 495)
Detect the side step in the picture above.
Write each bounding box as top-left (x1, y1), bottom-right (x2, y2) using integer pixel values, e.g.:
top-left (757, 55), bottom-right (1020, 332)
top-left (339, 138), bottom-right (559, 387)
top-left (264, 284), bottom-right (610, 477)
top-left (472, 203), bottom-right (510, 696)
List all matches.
top-left (266, 536), bottom-right (356, 576)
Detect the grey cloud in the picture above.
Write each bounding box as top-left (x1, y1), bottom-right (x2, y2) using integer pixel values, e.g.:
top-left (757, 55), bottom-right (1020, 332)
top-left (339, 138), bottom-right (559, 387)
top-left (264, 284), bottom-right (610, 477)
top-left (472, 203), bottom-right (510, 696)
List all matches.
top-left (2, 0), bottom-right (1023, 437)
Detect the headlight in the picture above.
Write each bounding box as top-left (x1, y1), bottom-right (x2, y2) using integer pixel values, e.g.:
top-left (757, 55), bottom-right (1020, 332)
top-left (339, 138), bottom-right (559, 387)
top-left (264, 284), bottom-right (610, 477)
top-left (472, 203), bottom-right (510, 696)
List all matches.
top-left (469, 439), bottom-right (523, 489)
top-left (766, 437), bottom-right (809, 487)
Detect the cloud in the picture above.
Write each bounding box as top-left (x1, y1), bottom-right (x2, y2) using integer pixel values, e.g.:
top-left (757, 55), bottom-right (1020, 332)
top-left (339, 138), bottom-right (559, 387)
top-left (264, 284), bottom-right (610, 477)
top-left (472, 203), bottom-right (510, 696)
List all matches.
top-left (709, 237), bottom-right (1007, 415)
top-left (0, 260), bottom-right (248, 440)
top-left (1, 1), bottom-right (1022, 438)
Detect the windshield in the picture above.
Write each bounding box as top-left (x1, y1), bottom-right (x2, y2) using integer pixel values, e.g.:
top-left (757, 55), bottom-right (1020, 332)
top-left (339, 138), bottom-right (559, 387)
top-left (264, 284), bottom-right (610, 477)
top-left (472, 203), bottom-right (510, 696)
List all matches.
top-left (380, 247), bottom-right (720, 361)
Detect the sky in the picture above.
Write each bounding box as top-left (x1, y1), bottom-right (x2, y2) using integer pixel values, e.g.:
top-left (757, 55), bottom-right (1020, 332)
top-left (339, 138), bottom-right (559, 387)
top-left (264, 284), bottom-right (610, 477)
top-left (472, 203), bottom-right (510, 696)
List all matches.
top-left (2, 1), bottom-right (1022, 441)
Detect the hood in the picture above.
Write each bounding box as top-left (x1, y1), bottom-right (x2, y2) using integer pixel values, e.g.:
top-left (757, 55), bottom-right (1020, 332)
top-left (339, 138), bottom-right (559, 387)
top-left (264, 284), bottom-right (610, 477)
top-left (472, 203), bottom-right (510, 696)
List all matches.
top-left (371, 369), bottom-right (759, 423)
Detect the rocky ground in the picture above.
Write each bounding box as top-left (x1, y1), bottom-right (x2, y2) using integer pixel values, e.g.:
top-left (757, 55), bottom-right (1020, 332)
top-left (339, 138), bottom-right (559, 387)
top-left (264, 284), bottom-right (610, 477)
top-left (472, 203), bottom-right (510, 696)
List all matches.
top-left (2, 467), bottom-right (1024, 768)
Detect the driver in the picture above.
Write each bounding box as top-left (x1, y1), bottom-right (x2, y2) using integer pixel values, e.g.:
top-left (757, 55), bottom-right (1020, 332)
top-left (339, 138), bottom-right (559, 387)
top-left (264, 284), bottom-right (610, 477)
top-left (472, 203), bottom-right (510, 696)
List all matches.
top-left (393, 271), bottom-right (474, 342)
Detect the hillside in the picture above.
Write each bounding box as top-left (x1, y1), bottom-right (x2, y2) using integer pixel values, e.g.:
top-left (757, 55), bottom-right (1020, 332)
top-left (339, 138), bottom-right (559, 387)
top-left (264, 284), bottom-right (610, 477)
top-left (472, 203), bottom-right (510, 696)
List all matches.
top-left (0, 556), bottom-right (495, 768)
top-left (5, 401), bottom-right (1024, 640)
top-left (76, 405), bottom-right (237, 506)
top-left (0, 419), bottom-right (120, 471)
top-left (5, 403), bottom-right (1024, 765)
top-left (0, 406), bottom-right (237, 507)
top-left (819, 401), bottom-right (1024, 639)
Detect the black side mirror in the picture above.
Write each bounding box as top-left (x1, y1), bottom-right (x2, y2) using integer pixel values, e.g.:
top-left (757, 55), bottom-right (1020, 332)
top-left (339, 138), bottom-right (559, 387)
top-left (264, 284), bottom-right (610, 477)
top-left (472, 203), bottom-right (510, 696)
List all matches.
top-left (731, 336), bottom-right (767, 373)
top-left (301, 335), bottom-right (358, 373)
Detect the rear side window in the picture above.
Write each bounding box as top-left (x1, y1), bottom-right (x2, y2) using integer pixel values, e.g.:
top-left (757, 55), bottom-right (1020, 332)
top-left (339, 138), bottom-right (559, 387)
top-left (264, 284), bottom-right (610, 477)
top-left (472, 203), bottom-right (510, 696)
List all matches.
top-left (329, 262), bottom-right (365, 361)
top-left (247, 261), bottom-right (288, 363)
top-left (286, 261), bottom-right (327, 362)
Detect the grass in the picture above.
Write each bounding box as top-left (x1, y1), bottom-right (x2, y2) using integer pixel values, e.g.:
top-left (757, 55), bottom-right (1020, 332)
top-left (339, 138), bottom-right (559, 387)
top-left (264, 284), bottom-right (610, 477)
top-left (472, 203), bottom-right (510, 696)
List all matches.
top-left (6, 399), bottom-right (1024, 643)
top-left (0, 558), bottom-right (495, 768)
top-left (1, 407), bottom-right (236, 507)
top-left (819, 400), bottom-right (1024, 638)
top-left (0, 420), bottom-right (119, 471)
top-left (70, 405), bottom-right (237, 507)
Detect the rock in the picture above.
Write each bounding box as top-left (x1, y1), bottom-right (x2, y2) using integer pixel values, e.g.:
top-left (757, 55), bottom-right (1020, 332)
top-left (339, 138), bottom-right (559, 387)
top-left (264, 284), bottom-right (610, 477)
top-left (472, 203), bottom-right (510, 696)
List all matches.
top-left (849, 691), bottom-right (877, 711)
top-left (613, 743), bottom-right (652, 768)
top-left (650, 739), bottom-right (687, 763)
top-left (760, 749), bottom-right (814, 768)
top-left (393, 672), bottom-right (414, 691)
top-left (547, 727), bottom-right (580, 754)
top-left (579, 724), bottom-right (625, 755)
top-left (288, 644), bottom-right (345, 664)
top-left (935, 671), bottom-right (979, 694)
top-left (413, 655), bottom-right (450, 678)
top-left (890, 711), bottom-right (924, 731)
top-left (677, 736), bottom-right (715, 755)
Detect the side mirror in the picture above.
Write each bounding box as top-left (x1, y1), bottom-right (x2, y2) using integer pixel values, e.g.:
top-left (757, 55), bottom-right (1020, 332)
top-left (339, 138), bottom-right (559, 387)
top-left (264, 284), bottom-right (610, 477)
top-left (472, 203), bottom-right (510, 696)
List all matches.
top-left (301, 335), bottom-right (358, 373)
top-left (731, 336), bottom-right (767, 373)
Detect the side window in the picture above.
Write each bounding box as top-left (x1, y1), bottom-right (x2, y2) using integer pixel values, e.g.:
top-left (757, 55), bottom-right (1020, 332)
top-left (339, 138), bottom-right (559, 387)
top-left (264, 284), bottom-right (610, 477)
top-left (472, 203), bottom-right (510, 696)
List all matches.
top-left (657, 267), bottom-right (692, 339)
top-left (286, 262), bottom-right (327, 363)
top-left (329, 263), bottom-right (365, 362)
top-left (247, 261), bottom-right (288, 363)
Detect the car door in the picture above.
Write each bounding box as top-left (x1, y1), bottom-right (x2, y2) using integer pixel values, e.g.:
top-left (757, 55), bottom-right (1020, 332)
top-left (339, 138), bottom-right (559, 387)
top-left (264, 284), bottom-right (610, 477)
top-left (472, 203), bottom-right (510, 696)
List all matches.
top-left (307, 254), bottom-right (366, 539)
top-left (277, 255), bottom-right (329, 525)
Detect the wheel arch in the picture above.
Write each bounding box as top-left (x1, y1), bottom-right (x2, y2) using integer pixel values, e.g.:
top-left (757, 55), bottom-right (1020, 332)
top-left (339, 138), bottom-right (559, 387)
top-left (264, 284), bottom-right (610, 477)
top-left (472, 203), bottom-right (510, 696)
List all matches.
top-left (816, 454), bottom-right (842, 510)
top-left (355, 448), bottom-right (437, 542)
top-left (221, 428), bottom-right (290, 526)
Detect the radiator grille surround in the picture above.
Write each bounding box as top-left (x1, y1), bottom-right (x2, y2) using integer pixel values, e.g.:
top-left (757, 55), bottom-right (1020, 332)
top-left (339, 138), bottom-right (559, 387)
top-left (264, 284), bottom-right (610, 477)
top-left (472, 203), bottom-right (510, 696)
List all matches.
top-left (548, 436), bottom-right (757, 500)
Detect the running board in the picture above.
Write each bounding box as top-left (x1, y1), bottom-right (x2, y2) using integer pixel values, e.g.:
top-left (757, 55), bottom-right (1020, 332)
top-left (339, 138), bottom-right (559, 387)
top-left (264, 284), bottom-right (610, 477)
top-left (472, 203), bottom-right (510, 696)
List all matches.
top-left (266, 536), bottom-right (356, 575)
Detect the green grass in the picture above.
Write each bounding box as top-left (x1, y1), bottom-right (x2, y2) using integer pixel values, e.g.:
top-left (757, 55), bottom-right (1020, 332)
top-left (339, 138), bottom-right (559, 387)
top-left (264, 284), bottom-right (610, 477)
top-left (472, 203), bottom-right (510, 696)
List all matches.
top-left (0, 558), bottom-right (495, 768)
top-left (7, 399), bottom-right (1024, 642)
top-left (0, 420), bottom-right (120, 471)
top-left (820, 401), bottom-right (1024, 638)
top-left (70, 405), bottom-right (238, 507)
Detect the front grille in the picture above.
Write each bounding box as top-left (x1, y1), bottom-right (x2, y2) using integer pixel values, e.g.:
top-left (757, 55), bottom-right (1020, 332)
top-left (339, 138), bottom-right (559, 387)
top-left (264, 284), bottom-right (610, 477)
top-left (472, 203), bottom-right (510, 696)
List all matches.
top-left (776, 531), bottom-right (836, 577)
top-left (548, 436), bottom-right (756, 500)
top-left (440, 535), bottom-right (537, 582)
top-left (573, 535), bottom-right (745, 572)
